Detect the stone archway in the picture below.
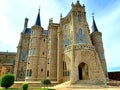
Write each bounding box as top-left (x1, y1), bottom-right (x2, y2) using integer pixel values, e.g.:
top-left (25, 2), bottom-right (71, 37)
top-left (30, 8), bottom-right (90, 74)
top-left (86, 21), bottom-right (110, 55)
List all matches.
top-left (78, 66), bottom-right (82, 80)
top-left (78, 62), bottom-right (89, 80)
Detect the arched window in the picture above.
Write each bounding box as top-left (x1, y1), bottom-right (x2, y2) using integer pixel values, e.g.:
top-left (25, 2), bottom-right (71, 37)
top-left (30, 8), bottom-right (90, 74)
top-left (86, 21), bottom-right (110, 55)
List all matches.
top-left (33, 48), bottom-right (36, 54)
top-left (48, 58), bottom-right (50, 64)
top-left (64, 35), bottom-right (71, 47)
top-left (22, 49), bottom-right (27, 61)
top-left (20, 49), bottom-right (27, 61)
top-left (47, 71), bottom-right (49, 77)
top-left (63, 61), bottom-right (67, 70)
top-left (29, 69), bottom-right (32, 76)
top-left (76, 29), bottom-right (86, 44)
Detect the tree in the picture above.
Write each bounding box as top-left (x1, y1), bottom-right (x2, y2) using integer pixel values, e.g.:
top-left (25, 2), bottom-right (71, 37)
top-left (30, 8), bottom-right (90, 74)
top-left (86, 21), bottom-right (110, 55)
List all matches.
top-left (41, 79), bottom-right (51, 88)
top-left (0, 74), bottom-right (15, 89)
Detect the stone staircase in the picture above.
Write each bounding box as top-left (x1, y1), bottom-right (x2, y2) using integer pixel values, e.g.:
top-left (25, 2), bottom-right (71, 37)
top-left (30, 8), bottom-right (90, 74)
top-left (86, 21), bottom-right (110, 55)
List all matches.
top-left (53, 80), bottom-right (106, 89)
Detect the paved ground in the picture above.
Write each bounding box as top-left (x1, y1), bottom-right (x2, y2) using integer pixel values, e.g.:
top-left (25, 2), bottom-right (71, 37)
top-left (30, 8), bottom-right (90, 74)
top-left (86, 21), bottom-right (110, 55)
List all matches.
top-left (55, 87), bottom-right (120, 90)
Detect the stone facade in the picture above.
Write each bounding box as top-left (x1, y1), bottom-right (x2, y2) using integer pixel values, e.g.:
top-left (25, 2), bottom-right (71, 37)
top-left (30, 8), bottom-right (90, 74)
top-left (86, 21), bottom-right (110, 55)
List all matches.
top-left (14, 0), bottom-right (108, 85)
top-left (0, 52), bottom-right (16, 78)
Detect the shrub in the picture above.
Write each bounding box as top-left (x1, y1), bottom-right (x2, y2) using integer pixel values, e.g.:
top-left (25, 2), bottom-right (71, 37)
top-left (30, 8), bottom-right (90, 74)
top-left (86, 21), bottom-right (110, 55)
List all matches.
top-left (22, 83), bottom-right (28, 90)
top-left (41, 79), bottom-right (51, 88)
top-left (0, 74), bottom-right (15, 89)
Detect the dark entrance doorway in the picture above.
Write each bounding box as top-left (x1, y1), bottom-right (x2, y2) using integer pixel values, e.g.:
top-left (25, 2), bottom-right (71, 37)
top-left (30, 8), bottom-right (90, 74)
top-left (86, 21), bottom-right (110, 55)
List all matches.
top-left (78, 66), bottom-right (82, 80)
top-left (78, 63), bottom-right (89, 80)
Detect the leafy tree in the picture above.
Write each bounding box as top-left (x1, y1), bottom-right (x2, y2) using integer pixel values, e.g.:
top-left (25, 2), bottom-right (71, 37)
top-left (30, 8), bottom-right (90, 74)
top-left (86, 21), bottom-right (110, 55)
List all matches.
top-left (41, 79), bottom-right (51, 88)
top-left (0, 74), bottom-right (15, 89)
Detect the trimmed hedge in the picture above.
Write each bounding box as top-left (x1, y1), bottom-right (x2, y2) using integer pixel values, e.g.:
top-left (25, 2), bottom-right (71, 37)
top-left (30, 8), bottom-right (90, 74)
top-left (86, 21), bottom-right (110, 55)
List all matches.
top-left (22, 83), bottom-right (28, 90)
top-left (41, 79), bottom-right (51, 88)
top-left (0, 74), bottom-right (15, 89)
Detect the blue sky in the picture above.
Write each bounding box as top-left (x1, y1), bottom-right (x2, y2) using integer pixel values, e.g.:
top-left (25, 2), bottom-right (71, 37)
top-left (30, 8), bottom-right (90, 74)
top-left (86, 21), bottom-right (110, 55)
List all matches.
top-left (0, 0), bottom-right (120, 72)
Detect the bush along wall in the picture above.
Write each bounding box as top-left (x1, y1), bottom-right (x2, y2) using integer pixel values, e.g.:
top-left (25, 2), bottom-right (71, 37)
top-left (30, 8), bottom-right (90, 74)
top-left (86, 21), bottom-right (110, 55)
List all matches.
top-left (0, 74), bottom-right (15, 89)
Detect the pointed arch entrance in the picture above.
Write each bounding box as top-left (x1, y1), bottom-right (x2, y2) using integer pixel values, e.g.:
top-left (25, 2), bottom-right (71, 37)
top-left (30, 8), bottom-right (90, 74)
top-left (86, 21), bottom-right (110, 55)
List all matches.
top-left (78, 62), bottom-right (89, 80)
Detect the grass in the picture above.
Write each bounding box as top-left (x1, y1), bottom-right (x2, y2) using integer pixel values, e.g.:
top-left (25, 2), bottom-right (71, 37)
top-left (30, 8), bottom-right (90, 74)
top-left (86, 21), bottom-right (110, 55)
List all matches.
top-left (0, 88), bottom-right (21, 90)
top-left (33, 88), bottom-right (55, 90)
top-left (0, 87), bottom-right (55, 90)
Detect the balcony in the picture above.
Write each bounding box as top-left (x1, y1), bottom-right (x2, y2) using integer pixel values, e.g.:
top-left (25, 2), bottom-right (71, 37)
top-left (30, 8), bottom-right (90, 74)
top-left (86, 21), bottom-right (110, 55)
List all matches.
top-left (64, 44), bottom-right (95, 52)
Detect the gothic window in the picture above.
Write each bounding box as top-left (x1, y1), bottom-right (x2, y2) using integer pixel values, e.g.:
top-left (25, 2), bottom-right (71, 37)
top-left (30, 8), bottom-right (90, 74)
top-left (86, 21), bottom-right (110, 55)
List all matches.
top-left (63, 61), bottom-right (67, 70)
top-left (20, 53), bottom-right (23, 61)
top-left (67, 71), bottom-right (70, 76)
top-left (20, 49), bottom-right (27, 61)
top-left (42, 52), bottom-right (44, 55)
top-left (29, 69), bottom-right (32, 76)
top-left (83, 35), bottom-right (87, 43)
top-left (48, 49), bottom-right (50, 54)
top-left (76, 29), bottom-right (87, 44)
top-left (64, 35), bottom-right (71, 47)
top-left (78, 15), bottom-right (81, 22)
top-left (76, 34), bottom-right (79, 43)
top-left (63, 25), bottom-right (68, 30)
top-left (33, 48), bottom-right (36, 55)
top-left (27, 70), bottom-right (29, 76)
top-left (48, 58), bottom-right (50, 64)
top-left (41, 68), bottom-right (43, 72)
top-left (19, 67), bottom-right (24, 78)
top-left (63, 61), bottom-right (68, 76)
top-left (47, 71), bottom-right (49, 77)
top-left (28, 59), bottom-right (30, 64)
top-left (22, 49), bottom-right (27, 61)
top-left (43, 39), bottom-right (45, 42)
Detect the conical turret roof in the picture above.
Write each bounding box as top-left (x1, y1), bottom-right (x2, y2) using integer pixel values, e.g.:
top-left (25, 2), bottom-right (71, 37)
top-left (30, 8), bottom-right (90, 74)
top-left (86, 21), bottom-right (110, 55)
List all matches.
top-left (35, 8), bottom-right (41, 26)
top-left (92, 16), bottom-right (98, 32)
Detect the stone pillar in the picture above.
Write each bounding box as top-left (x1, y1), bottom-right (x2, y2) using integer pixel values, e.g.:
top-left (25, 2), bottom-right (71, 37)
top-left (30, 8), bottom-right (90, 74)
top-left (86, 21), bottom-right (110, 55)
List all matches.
top-left (49, 26), bottom-right (57, 81)
top-left (70, 44), bottom-right (76, 84)
top-left (57, 27), bottom-right (63, 83)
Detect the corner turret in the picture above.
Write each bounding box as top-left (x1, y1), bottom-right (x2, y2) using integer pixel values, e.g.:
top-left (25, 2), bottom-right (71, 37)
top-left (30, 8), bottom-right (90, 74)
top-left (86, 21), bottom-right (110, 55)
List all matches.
top-left (91, 16), bottom-right (108, 78)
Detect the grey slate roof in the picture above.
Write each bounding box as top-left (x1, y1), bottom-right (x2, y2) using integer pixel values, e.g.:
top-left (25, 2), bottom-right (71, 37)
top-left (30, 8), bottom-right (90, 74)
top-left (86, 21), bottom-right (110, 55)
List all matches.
top-left (35, 10), bottom-right (41, 26)
top-left (92, 17), bottom-right (99, 32)
top-left (43, 30), bottom-right (48, 35)
top-left (24, 28), bottom-right (31, 35)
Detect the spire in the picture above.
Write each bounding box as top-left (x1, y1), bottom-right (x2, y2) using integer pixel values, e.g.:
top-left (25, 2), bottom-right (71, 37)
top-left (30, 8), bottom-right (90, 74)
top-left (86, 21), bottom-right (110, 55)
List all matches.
top-left (24, 18), bottom-right (28, 28)
top-left (35, 7), bottom-right (41, 26)
top-left (92, 13), bottom-right (98, 32)
top-left (75, 0), bottom-right (81, 6)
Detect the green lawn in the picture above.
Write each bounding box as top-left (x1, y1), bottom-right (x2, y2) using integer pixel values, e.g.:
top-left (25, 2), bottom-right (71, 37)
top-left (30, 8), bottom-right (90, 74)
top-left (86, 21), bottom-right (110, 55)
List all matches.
top-left (0, 88), bottom-right (55, 90)
top-left (0, 88), bottom-right (21, 90)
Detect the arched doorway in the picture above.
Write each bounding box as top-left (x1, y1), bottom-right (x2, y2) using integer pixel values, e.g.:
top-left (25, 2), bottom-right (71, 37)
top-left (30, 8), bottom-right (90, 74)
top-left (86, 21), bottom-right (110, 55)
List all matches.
top-left (78, 63), bottom-right (89, 80)
top-left (78, 66), bottom-right (82, 80)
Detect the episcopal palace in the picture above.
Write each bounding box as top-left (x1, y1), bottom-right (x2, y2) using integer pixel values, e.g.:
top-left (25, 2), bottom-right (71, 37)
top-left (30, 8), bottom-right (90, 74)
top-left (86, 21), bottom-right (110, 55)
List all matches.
top-left (0, 0), bottom-right (108, 85)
